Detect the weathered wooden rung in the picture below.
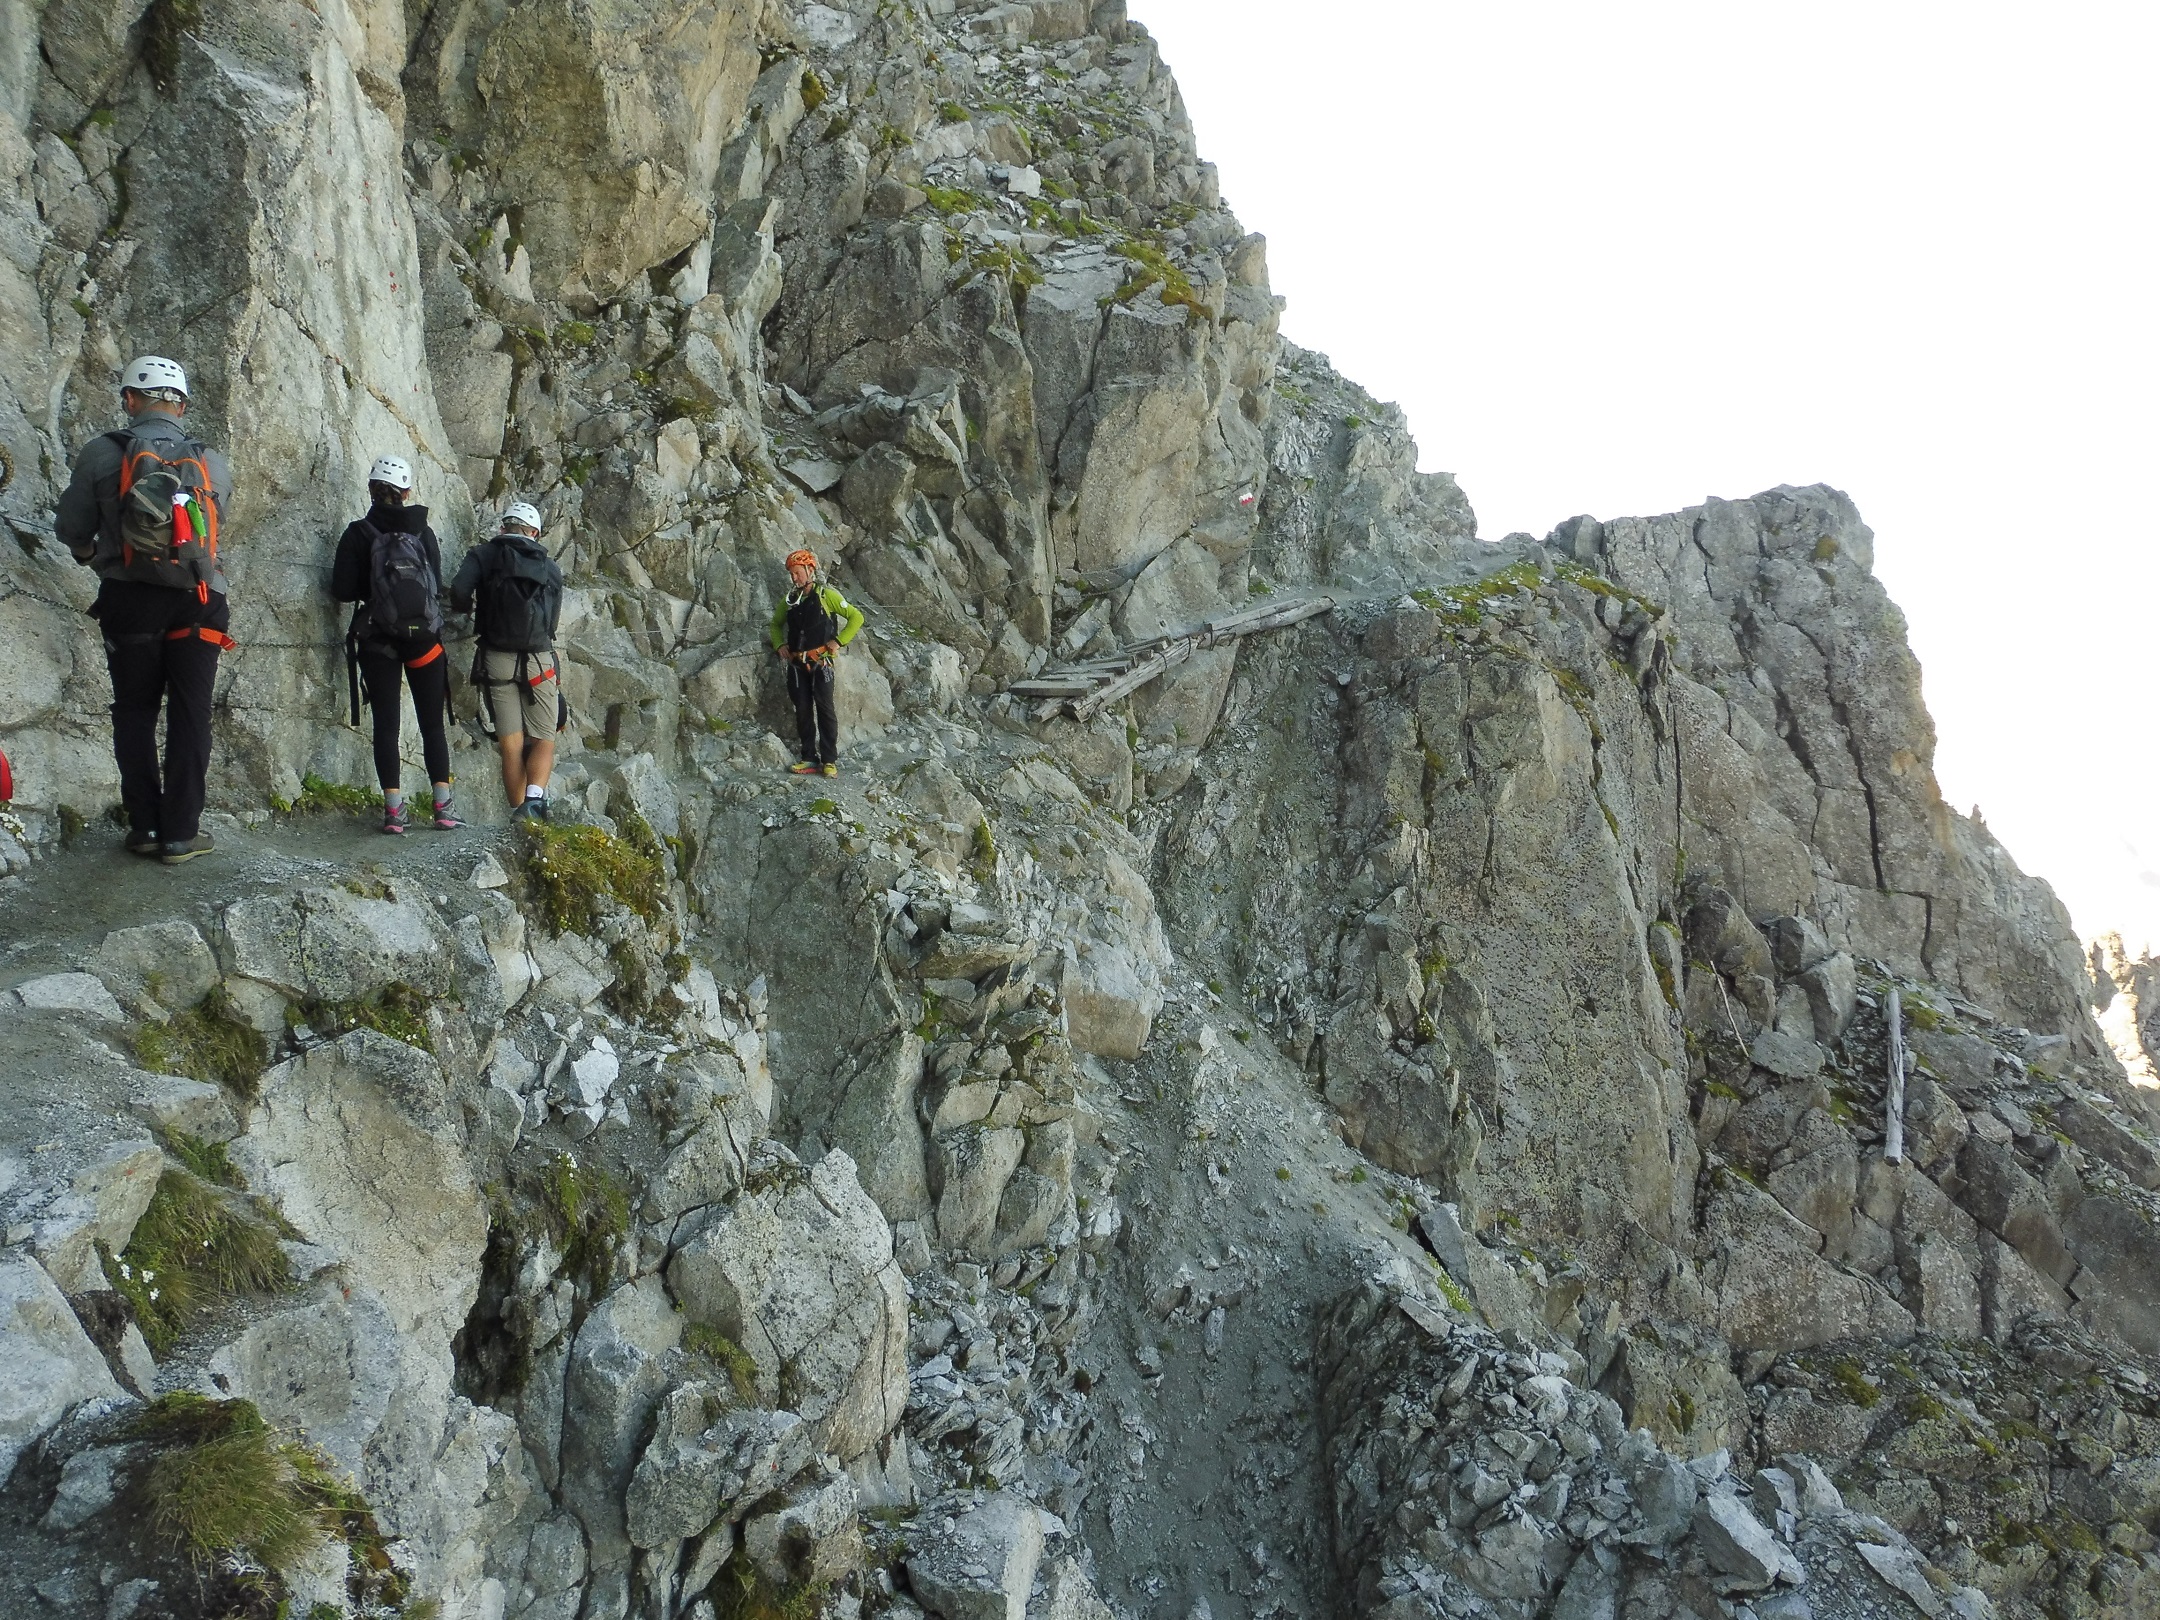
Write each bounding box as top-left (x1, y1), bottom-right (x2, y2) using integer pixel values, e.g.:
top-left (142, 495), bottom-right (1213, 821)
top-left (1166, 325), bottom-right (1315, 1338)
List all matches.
top-left (1015, 594), bottom-right (1336, 720)
top-left (1009, 681), bottom-right (1097, 698)
top-left (1200, 596), bottom-right (1335, 640)
top-left (1070, 639), bottom-right (1196, 721)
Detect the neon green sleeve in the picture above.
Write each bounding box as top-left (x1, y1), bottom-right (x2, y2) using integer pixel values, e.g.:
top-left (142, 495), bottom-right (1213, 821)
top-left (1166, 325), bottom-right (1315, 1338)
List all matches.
top-left (769, 596), bottom-right (789, 650)
top-left (826, 587), bottom-right (866, 646)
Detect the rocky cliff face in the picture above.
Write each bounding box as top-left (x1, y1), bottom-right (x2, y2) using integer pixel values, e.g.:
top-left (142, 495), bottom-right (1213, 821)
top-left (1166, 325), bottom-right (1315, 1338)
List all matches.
top-left (4, 3), bottom-right (2159, 1620)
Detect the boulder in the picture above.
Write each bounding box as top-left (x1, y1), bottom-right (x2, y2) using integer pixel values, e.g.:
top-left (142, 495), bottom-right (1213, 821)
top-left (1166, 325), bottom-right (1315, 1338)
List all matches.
top-left (221, 884), bottom-right (459, 1004)
top-left (626, 1383), bottom-right (815, 1548)
top-left (229, 1034), bottom-right (483, 1355)
top-left (93, 921), bottom-right (220, 1016)
top-left (1702, 1175), bottom-right (1913, 1351)
top-left (1058, 940), bottom-right (1163, 1060)
top-left (905, 1490), bottom-right (1046, 1620)
top-left (29, 1136), bottom-right (164, 1294)
top-left (562, 1275), bottom-right (684, 1568)
top-left (667, 1149), bottom-right (907, 1458)
top-left (1692, 1490), bottom-right (1780, 1589)
top-left (1799, 951), bottom-right (1858, 1043)
top-left (1611, 1321), bottom-right (1750, 1459)
top-left (41, 1442), bottom-right (136, 1532)
top-left (644, 1092), bottom-right (761, 1223)
top-left (1417, 1204), bottom-right (1541, 1341)
top-left (1955, 1136), bottom-right (2076, 1286)
top-left (205, 1292), bottom-right (403, 1482)
top-left (126, 1075), bottom-right (240, 1145)
top-left (0, 1252), bottom-right (122, 1488)
top-left (741, 1471), bottom-right (862, 1587)
top-left (12, 972), bottom-right (124, 1023)
top-left (935, 1127), bottom-right (1026, 1255)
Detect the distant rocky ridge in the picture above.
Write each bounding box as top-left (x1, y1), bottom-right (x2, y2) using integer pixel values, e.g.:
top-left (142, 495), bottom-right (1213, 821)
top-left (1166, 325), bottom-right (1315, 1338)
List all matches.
top-left (2, 3), bottom-right (2158, 1619)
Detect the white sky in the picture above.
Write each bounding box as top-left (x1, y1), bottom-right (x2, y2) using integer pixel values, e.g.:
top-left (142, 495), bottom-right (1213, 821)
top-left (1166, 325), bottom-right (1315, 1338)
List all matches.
top-left (1140, 0), bottom-right (2160, 957)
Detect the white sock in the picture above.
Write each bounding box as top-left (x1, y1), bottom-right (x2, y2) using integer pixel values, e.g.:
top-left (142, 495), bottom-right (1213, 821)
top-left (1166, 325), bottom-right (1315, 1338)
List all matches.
top-left (525, 784), bottom-right (545, 801)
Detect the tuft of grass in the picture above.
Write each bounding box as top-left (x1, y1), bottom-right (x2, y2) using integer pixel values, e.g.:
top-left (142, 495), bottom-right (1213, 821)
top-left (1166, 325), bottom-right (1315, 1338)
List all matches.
top-left (166, 1131), bottom-right (242, 1188)
top-left (1666, 1389), bottom-right (1698, 1434)
top-left (937, 100), bottom-right (970, 124)
top-left (971, 815), bottom-right (997, 879)
top-left (105, 1169), bottom-right (293, 1354)
top-left (132, 1395), bottom-right (322, 1568)
top-left (1827, 1358), bottom-right (1883, 1409)
top-left (711, 1556), bottom-right (827, 1620)
top-left (520, 819), bottom-right (668, 936)
top-left (1108, 237), bottom-right (1206, 318)
top-left (1433, 1270), bottom-right (1473, 1314)
top-left (299, 983), bottom-right (433, 1050)
top-left (130, 1395), bottom-right (428, 1611)
top-left (133, 985), bottom-right (269, 1097)
top-left (539, 1152), bottom-right (630, 1294)
top-left (800, 70), bottom-right (828, 113)
top-left (685, 1322), bottom-right (763, 1403)
top-left (923, 184), bottom-right (979, 216)
top-left (273, 773), bottom-right (380, 816)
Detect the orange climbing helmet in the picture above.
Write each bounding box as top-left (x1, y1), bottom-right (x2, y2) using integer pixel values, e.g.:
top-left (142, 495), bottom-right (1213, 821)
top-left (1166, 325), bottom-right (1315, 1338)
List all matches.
top-left (785, 549), bottom-right (818, 572)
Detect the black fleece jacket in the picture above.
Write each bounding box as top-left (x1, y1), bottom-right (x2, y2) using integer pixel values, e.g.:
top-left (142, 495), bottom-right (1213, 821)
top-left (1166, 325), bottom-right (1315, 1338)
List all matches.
top-left (330, 501), bottom-right (444, 620)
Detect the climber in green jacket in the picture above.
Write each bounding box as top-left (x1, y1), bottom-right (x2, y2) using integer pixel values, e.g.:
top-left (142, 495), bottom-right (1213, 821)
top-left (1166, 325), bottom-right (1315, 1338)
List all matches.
top-left (768, 549), bottom-right (864, 777)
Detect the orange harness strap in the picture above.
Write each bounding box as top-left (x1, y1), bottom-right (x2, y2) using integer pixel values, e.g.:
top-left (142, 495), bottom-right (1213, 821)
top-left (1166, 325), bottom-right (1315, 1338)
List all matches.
top-left (405, 642), bottom-right (445, 670)
top-left (165, 625), bottom-right (236, 651)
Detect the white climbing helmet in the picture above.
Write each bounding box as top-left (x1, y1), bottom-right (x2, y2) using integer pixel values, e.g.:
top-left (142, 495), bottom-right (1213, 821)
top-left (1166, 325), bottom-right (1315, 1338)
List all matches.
top-left (120, 355), bottom-right (189, 399)
top-left (502, 501), bottom-right (543, 534)
top-left (367, 455), bottom-right (414, 492)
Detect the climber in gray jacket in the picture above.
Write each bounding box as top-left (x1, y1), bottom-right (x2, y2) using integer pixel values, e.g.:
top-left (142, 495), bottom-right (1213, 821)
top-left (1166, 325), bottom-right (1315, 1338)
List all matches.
top-left (53, 355), bottom-right (234, 865)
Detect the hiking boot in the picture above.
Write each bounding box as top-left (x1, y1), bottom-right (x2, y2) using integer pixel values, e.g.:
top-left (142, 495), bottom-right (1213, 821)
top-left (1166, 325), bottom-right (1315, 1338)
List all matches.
top-left (788, 761), bottom-right (822, 776)
top-left (159, 833), bottom-right (215, 866)
top-left (821, 763), bottom-right (839, 778)
top-left (381, 802), bottom-right (409, 835)
top-left (125, 829), bottom-right (161, 858)
top-left (431, 798), bottom-right (463, 830)
top-left (515, 798), bottom-right (550, 823)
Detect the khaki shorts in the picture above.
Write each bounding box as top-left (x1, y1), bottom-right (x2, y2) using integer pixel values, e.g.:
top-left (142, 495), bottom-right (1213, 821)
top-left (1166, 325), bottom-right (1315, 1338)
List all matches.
top-left (481, 648), bottom-right (563, 739)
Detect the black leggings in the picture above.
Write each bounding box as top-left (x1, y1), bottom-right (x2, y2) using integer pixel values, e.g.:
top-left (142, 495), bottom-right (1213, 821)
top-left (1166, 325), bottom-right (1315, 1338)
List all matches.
top-left (359, 639), bottom-right (451, 790)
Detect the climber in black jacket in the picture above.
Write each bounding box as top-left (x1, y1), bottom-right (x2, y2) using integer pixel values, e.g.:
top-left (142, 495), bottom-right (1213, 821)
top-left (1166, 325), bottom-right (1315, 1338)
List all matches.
top-left (330, 456), bottom-right (460, 833)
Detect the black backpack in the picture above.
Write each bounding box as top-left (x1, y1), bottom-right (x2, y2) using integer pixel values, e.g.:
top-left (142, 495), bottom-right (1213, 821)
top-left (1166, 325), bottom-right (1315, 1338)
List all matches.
top-left (476, 534), bottom-right (562, 653)
top-left (365, 520), bottom-right (443, 642)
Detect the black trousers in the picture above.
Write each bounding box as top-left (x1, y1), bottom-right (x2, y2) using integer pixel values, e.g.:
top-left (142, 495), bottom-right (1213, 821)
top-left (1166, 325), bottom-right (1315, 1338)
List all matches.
top-left (789, 662), bottom-right (839, 764)
top-left (95, 581), bottom-right (229, 842)
top-left (358, 637), bottom-right (451, 790)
